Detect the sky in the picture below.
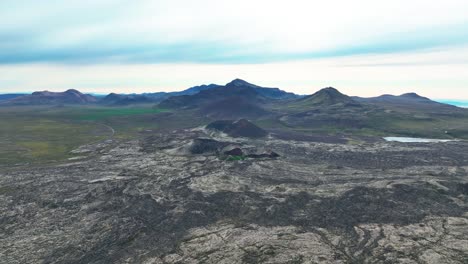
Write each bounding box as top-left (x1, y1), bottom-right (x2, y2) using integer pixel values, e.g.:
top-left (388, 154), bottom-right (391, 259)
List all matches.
top-left (1, 0), bottom-right (468, 99)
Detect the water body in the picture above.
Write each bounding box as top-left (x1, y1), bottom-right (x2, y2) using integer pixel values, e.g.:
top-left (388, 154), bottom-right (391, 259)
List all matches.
top-left (436, 100), bottom-right (468, 108)
top-left (384, 137), bottom-right (455, 143)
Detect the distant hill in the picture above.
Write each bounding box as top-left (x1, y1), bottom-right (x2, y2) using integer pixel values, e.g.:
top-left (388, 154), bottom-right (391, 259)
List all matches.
top-left (0, 94), bottom-right (28, 101)
top-left (224, 79), bottom-right (300, 100)
top-left (285, 87), bottom-right (361, 110)
top-left (279, 87), bottom-right (368, 128)
top-left (169, 84), bottom-right (222, 97)
top-left (100, 84), bottom-right (222, 105)
top-left (353, 92), bottom-right (457, 112)
top-left (1, 89), bottom-right (97, 105)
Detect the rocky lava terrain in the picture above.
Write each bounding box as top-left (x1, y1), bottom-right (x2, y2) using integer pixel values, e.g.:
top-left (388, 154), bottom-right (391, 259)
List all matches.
top-left (1, 121), bottom-right (468, 263)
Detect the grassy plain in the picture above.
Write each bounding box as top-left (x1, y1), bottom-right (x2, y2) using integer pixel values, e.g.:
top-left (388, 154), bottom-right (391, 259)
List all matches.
top-left (0, 105), bottom-right (168, 166)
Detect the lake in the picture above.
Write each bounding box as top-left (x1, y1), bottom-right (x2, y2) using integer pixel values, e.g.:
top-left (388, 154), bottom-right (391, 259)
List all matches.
top-left (384, 137), bottom-right (455, 143)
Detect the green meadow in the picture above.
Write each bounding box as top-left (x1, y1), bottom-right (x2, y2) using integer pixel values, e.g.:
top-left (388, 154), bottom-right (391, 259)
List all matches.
top-left (0, 105), bottom-right (167, 166)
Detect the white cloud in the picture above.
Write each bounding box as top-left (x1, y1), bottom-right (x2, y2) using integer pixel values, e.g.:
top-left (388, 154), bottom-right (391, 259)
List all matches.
top-left (2, 0), bottom-right (468, 57)
top-left (1, 0), bottom-right (468, 97)
top-left (1, 45), bottom-right (467, 99)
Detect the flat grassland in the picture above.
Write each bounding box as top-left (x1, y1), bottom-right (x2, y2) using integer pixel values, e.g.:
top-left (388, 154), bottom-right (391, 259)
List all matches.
top-left (0, 105), bottom-right (166, 166)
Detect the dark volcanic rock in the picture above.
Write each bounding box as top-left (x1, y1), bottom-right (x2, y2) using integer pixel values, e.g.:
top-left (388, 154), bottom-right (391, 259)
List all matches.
top-left (189, 138), bottom-right (228, 154)
top-left (224, 148), bottom-right (243, 156)
top-left (206, 119), bottom-right (268, 138)
top-left (2, 131), bottom-right (468, 263)
top-left (247, 151), bottom-right (280, 159)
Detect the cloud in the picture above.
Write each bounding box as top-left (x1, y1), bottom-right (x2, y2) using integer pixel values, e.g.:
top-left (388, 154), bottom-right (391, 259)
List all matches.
top-left (1, 0), bottom-right (468, 98)
top-left (1, 46), bottom-right (468, 99)
top-left (1, 0), bottom-right (468, 64)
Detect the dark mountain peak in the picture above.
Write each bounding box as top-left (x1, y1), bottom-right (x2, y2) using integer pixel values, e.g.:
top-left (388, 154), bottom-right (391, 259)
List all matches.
top-left (226, 79), bottom-right (258, 88)
top-left (400, 92), bottom-right (419, 97)
top-left (177, 84), bottom-right (222, 96)
top-left (32, 90), bottom-right (49, 95)
top-left (225, 79), bottom-right (300, 100)
top-left (105, 92), bottom-right (123, 98)
top-left (400, 92), bottom-right (429, 100)
top-left (313, 87), bottom-right (350, 100)
top-left (378, 94), bottom-right (394, 98)
top-left (159, 80), bottom-right (300, 114)
top-left (296, 87), bottom-right (356, 107)
top-left (101, 93), bottom-right (124, 103)
top-left (65, 89), bottom-right (82, 94)
top-left (316, 87), bottom-right (342, 95)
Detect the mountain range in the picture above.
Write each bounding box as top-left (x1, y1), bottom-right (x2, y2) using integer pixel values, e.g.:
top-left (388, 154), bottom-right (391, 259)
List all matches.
top-left (0, 89), bottom-right (97, 105)
top-left (0, 94), bottom-right (27, 101)
top-left (100, 84), bottom-right (223, 105)
top-left (0, 79), bottom-right (462, 119)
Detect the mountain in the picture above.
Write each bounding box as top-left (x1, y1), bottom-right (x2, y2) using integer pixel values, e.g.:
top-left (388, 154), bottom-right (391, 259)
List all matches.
top-left (224, 79), bottom-right (300, 100)
top-left (158, 79), bottom-right (297, 118)
top-left (199, 96), bottom-right (270, 119)
top-left (159, 79), bottom-right (299, 109)
top-left (99, 84), bottom-right (222, 105)
top-left (0, 94), bottom-right (28, 101)
top-left (170, 84), bottom-right (222, 96)
top-left (1, 89), bottom-right (97, 105)
top-left (400, 92), bottom-right (431, 100)
top-left (100, 93), bottom-right (126, 105)
top-left (278, 87), bottom-right (368, 129)
top-left (354, 92), bottom-right (432, 103)
top-left (285, 87), bottom-right (361, 110)
top-left (354, 92), bottom-right (457, 112)
top-left (298, 87), bottom-right (357, 106)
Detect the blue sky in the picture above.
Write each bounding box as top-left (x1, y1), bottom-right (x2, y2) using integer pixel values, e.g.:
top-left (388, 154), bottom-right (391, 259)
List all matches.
top-left (1, 0), bottom-right (468, 98)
